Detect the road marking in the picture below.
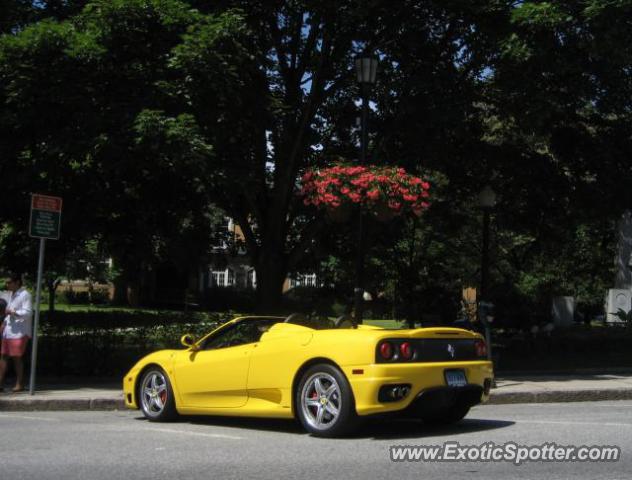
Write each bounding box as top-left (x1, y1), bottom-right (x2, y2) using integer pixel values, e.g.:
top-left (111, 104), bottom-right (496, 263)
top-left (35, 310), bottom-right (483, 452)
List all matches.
top-left (141, 426), bottom-right (243, 440)
top-left (517, 420), bottom-right (632, 427)
top-left (533, 404), bottom-right (632, 408)
top-left (0, 413), bottom-right (60, 422)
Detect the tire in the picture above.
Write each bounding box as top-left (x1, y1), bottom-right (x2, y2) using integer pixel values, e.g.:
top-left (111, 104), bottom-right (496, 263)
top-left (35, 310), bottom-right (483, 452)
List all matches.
top-left (295, 363), bottom-right (358, 437)
top-left (138, 367), bottom-right (178, 422)
top-left (422, 403), bottom-right (470, 426)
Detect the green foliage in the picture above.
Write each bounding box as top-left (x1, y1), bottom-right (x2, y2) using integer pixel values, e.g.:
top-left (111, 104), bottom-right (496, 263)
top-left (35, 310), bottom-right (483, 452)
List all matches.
top-left (38, 308), bottom-right (228, 375)
top-left (0, 0), bottom-right (230, 299)
top-left (1, 0), bottom-right (631, 319)
top-left (511, 2), bottom-right (568, 28)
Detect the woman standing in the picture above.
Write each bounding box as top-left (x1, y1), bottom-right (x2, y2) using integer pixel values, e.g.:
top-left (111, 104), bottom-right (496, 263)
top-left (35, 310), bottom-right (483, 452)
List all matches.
top-left (0, 274), bottom-right (33, 392)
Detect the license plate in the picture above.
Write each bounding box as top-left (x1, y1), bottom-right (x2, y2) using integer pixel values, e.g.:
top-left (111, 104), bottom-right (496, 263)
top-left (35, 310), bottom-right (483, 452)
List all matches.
top-left (445, 369), bottom-right (467, 387)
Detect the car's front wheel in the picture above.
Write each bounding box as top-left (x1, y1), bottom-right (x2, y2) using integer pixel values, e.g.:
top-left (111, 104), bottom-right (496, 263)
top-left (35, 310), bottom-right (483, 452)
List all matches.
top-left (138, 367), bottom-right (178, 422)
top-left (296, 364), bottom-right (358, 437)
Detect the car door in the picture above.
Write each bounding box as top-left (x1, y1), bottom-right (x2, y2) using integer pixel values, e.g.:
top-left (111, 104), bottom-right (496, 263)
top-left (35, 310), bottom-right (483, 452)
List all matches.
top-left (173, 321), bottom-right (262, 408)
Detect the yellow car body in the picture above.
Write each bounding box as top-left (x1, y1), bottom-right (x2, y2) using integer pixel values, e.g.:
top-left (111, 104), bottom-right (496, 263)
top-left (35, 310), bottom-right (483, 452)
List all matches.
top-left (124, 316), bottom-right (493, 435)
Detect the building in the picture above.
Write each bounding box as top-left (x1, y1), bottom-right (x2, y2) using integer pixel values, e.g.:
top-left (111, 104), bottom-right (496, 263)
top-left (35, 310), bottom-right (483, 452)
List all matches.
top-left (200, 218), bottom-right (321, 294)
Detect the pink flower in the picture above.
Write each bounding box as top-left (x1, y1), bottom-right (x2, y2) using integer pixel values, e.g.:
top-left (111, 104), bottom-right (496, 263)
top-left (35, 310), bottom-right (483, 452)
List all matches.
top-left (367, 189), bottom-right (380, 200)
top-left (348, 192), bottom-right (362, 203)
top-left (299, 163), bottom-right (429, 217)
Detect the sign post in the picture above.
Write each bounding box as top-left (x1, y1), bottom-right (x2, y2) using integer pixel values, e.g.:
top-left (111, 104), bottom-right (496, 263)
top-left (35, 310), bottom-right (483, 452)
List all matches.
top-left (28, 194), bottom-right (62, 395)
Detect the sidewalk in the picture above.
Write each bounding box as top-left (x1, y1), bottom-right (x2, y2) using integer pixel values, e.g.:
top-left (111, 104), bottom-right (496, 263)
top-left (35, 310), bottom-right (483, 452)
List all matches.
top-left (1, 374), bottom-right (632, 411)
top-left (489, 373), bottom-right (632, 404)
top-left (0, 382), bottom-right (124, 411)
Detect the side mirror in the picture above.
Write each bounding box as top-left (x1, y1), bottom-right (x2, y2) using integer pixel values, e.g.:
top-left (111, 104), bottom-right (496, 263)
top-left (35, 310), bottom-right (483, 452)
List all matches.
top-left (180, 334), bottom-right (198, 350)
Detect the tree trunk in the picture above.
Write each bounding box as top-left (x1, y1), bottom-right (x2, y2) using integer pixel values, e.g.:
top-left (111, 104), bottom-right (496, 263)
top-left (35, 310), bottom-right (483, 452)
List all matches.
top-left (111, 265), bottom-right (129, 306)
top-left (111, 256), bottom-right (143, 306)
top-left (255, 248), bottom-right (288, 313)
top-left (47, 279), bottom-right (58, 314)
top-left (45, 277), bottom-right (61, 316)
top-left (128, 280), bottom-right (141, 308)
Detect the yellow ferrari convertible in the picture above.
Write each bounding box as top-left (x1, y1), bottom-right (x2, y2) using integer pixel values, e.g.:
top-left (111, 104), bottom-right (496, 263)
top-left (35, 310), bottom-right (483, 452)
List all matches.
top-left (123, 315), bottom-right (494, 437)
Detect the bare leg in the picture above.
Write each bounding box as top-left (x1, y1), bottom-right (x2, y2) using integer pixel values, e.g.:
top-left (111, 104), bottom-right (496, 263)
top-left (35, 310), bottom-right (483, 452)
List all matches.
top-left (0, 356), bottom-right (7, 388)
top-left (13, 356), bottom-right (24, 391)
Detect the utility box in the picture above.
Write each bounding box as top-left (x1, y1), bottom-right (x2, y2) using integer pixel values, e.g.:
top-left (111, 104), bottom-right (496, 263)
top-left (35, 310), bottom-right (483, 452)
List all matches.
top-left (552, 296), bottom-right (575, 327)
top-left (605, 289), bottom-right (631, 323)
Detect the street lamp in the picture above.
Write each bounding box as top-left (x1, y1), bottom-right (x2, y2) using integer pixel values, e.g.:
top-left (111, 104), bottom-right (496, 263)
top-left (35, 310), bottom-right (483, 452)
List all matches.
top-left (478, 185), bottom-right (496, 303)
top-left (477, 185), bottom-right (496, 381)
top-left (353, 55), bottom-right (378, 324)
top-left (355, 56), bottom-right (378, 167)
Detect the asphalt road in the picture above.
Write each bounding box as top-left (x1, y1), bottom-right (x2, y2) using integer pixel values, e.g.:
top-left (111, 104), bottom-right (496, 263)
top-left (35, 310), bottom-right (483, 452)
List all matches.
top-left (0, 402), bottom-right (630, 480)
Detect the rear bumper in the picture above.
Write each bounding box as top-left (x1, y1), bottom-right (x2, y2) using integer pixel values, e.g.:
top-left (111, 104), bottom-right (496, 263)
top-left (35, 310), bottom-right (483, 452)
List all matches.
top-left (342, 360), bottom-right (493, 416)
top-left (405, 385), bottom-right (484, 416)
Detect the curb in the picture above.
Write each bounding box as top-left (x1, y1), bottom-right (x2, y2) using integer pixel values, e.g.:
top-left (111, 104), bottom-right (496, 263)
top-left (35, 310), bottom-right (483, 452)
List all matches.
top-left (0, 398), bottom-right (125, 411)
top-left (488, 388), bottom-right (632, 405)
top-left (496, 367), bottom-right (632, 376)
top-left (2, 389), bottom-right (632, 411)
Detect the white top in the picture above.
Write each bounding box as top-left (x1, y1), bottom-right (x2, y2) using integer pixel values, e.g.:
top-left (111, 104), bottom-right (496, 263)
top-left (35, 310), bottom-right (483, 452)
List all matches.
top-left (2, 287), bottom-right (33, 339)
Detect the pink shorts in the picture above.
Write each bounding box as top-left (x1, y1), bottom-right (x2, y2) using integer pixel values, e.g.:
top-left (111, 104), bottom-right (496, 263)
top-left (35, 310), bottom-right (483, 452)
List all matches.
top-left (1, 337), bottom-right (29, 357)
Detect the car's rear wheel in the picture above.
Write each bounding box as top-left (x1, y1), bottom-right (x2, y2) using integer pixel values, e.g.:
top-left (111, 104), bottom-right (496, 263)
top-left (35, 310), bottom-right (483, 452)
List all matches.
top-left (296, 364), bottom-right (358, 437)
top-left (138, 367), bottom-right (177, 422)
top-left (422, 403), bottom-right (470, 426)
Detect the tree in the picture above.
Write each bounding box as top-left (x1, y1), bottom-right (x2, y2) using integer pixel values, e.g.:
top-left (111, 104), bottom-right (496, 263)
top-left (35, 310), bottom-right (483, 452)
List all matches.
top-left (0, 1), bottom-right (226, 304)
top-left (2, 0), bottom-right (631, 318)
top-left (161, 0), bottom-right (380, 310)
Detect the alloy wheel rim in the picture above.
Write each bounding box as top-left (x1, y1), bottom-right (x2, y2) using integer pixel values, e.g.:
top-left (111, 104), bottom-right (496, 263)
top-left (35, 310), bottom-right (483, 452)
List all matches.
top-left (300, 372), bottom-right (341, 430)
top-left (141, 371), bottom-right (168, 416)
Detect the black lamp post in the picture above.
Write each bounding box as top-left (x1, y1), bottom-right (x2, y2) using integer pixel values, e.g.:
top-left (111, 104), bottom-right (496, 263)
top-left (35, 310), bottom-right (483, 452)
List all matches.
top-left (353, 55), bottom-right (378, 324)
top-left (477, 185), bottom-right (496, 369)
top-left (478, 185), bottom-right (496, 302)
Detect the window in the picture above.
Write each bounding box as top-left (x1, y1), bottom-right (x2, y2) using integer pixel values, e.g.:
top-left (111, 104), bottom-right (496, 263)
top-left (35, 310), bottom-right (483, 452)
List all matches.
top-left (202, 319), bottom-right (280, 350)
top-left (290, 273), bottom-right (318, 288)
top-left (212, 270), bottom-right (226, 287)
top-left (211, 268), bottom-right (235, 287)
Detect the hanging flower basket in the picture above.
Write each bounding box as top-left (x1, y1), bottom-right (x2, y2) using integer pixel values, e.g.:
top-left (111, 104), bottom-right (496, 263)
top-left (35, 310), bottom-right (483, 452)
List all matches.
top-left (300, 164), bottom-right (430, 220)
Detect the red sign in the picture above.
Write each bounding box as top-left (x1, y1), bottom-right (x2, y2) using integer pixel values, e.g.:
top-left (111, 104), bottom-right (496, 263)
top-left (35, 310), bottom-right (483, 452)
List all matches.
top-left (31, 194), bottom-right (63, 212)
top-left (29, 194), bottom-right (63, 239)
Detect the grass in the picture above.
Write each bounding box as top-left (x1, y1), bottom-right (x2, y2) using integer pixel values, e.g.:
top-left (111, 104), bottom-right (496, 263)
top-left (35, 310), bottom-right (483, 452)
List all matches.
top-left (41, 303), bottom-right (146, 313)
top-left (364, 319), bottom-right (403, 329)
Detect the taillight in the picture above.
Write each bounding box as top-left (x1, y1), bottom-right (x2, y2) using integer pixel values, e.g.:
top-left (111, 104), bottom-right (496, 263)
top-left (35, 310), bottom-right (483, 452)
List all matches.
top-left (475, 339), bottom-right (487, 358)
top-left (400, 342), bottom-right (413, 360)
top-left (379, 341), bottom-right (394, 360)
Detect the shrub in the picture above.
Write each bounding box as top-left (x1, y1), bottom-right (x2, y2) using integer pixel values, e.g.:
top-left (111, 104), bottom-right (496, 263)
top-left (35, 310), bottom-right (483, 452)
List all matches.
top-left (36, 309), bottom-right (231, 377)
